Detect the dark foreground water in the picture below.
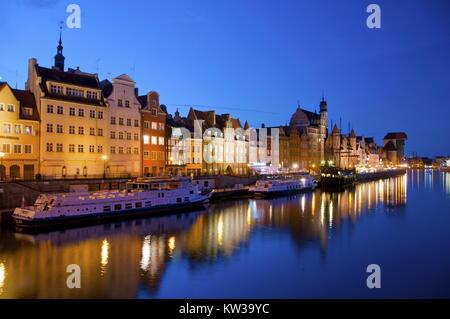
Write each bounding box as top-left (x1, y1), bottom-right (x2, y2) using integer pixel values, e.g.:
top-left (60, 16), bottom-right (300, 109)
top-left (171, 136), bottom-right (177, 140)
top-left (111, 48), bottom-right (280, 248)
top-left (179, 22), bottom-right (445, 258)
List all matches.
top-left (1, 170), bottom-right (450, 298)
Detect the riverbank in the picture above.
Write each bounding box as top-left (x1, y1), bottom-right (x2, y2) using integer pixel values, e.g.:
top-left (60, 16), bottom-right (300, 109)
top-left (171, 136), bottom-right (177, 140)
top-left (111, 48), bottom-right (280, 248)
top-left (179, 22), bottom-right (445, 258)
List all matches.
top-left (356, 168), bottom-right (407, 183)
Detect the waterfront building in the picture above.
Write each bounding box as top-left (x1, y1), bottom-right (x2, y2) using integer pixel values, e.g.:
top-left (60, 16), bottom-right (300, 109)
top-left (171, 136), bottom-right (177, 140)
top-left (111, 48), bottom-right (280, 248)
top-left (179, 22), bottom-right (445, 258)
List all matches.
top-left (165, 110), bottom-right (203, 176)
top-left (138, 91), bottom-right (166, 176)
top-left (0, 82), bottom-right (40, 180)
top-left (100, 75), bottom-right (142, 177)
top-left (25, 33), bottom-right (108, 178)
top-left (325, 125), bottom-right (365, 169)
top-left (382, 132), bottom-right (408, 165)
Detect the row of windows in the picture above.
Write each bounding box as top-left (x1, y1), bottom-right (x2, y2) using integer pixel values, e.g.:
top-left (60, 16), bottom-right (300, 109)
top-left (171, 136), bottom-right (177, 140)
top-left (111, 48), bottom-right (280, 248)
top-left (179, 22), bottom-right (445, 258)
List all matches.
top-left (110, 131), bottom-right (139, 141)
top-left (46, 124), bottom-right (103, 136)
top-left (0, 103), bottom-right (15, 112)
top-left (143, 151), bottom-right (165, 161)
top-left (46, 143), bottom-right (104, 153)
top-left (143, 135), bottom-right (165, 145)
top-left (117, 99), bottom-right (131, 108)
top-left (110, 117), bottom-right (140, 127)
top-left (47, 105), bottom-right (104, 119)
top-left (2, 123), bottom-right (34, 135)
top-left (143, 121), bottom-right (164, 130)
top-left (1, 143), bottom-right (33, 154)
top-left (110, 146), bottom-right (140, 155)
top-left (50, 85), bottom-right (99, 100)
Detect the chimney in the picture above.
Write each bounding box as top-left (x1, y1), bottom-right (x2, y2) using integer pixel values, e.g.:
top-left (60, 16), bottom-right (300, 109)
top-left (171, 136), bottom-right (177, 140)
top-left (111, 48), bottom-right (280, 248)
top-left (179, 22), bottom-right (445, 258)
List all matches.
top-left (26, 58), bottom-right (37, 91)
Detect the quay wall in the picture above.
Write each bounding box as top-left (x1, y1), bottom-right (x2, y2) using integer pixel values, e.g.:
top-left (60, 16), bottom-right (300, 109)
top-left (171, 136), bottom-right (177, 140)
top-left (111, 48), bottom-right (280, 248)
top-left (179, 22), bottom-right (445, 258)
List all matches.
top-left (355, 169), bottom-right (406, 183)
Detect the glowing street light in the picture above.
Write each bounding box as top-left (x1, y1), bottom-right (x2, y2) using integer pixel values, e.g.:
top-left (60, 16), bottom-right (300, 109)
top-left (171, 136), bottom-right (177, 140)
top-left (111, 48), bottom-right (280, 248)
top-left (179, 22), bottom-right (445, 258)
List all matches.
top-left (292, 163), bottom-right (299, 171)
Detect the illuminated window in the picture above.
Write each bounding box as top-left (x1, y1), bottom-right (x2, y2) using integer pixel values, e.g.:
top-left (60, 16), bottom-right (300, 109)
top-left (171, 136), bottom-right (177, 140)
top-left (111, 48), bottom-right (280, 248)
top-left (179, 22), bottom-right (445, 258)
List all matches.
top-left (143, 135), bottom-right (150, 145)
top-left (151, 136), bottom-right (157, 145)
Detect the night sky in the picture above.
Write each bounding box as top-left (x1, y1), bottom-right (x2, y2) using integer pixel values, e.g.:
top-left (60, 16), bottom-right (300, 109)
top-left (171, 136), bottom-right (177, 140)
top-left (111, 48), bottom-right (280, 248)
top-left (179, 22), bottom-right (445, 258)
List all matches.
top-left (0, 0), bottom-right (449, 157)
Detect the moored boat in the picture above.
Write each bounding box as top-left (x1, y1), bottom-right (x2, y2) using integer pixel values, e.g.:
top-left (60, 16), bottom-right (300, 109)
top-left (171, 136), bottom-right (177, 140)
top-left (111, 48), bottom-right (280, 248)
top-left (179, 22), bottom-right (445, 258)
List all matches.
top-left (249, 174), bottom-right (315, 198)
top-left (13, 177), bottom-right (210, 230)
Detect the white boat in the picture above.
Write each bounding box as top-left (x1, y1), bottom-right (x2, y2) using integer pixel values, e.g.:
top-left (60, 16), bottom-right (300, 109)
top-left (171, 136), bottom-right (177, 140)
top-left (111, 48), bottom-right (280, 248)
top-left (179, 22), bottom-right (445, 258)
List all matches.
top-left (249, 174), bottom-right (315, 198)
top-left (13, 177), bottom-right (210, 229)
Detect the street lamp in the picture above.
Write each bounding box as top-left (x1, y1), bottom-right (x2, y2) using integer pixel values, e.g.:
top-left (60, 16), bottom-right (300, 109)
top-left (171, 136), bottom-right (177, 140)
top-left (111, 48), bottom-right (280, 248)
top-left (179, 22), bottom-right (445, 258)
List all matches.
top-left (102, 155), bottom-right (107, 179)
top-left (0, 152), bottom-right (5, 181)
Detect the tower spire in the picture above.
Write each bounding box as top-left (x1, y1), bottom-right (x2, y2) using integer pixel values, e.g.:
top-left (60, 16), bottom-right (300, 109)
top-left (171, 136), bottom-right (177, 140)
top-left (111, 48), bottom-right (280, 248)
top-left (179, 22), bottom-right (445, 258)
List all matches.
top-left (54, 25), bottom-right (65, 71)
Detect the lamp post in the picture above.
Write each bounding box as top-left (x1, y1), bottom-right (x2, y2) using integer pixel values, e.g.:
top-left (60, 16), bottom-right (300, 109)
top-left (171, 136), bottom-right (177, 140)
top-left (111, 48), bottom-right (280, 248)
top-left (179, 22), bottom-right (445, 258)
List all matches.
top-left (0, 152), bottom-right (5, 181)
top-left (102, 155), bottom-right (107, 179)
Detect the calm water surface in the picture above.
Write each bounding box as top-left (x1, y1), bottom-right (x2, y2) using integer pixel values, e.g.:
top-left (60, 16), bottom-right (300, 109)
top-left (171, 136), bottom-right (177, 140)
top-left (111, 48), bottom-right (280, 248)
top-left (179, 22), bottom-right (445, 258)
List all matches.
top-left (1, 170), bottom-right (450, 298)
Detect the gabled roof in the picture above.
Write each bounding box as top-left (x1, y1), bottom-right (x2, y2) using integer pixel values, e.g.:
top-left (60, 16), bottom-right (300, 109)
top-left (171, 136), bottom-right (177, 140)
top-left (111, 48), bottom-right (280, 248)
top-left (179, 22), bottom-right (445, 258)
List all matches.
top-left (384, 132), bottom-right (407, 140)
top-left (0, 82), bottom-right (40, 121)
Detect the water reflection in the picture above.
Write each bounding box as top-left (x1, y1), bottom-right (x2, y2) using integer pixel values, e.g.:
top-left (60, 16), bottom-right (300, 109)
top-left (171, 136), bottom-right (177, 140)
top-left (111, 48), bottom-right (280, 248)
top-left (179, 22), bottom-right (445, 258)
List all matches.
top-left (0, 174), bottom-right (410, 298)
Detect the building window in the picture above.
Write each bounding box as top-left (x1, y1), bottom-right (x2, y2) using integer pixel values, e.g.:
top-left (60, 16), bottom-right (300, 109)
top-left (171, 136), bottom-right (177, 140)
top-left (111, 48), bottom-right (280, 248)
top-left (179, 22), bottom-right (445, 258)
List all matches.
top-left (134, 133), bottom-right (139, 141)
top-left (110, 146), bottom-right (116, 154)
top-left (134, 119), bottom-right (139, 127)
top-left (151, 136), bottom-right (157, 145)
top-left (143, 135), bottom-right (149, 145)
top-left (118, 132), bottom-right (124, 140)
top-left (158, 123), bottom-right (164, 131)
top-left (98, 145), bottom-right (103, 153)
top-left (25, 125), bottom-right (32, 135)
top-left (151, 109), bottom-right (157, 116)
top-left (78, 126), bottom-right (84, 135)
top-left (126, 132), bottom-right (131, 140)
top-left (144, 151), bottom-right (149, 159)
top-left (111, 117), bottom-right (116, 125)
top-left (158, 137), bottom-right (164, 145)
top-left (14, 144), bottom-right (22, 154)
top-left (118, 99), bottom-right (123, 107)
top-left (56, 143), bottom-right (63, 152)
top-left (90, 110), bottom-right (96, 118)
top-left (69, 144), bottom-right (75, 153)
top-left (46, 143), bottom-right (53, 152)
top-left (87, 91), bottom-right (98, 100)
top-left (3, 124), bottom-right (11, 134)
top-left (2, 144), bottom-right (11, 153)
top-left (78, 144), bottom-right (84, 153)
top-left (144, 121), bottom-right (149, 129)
top-left (98, 111), bottom-right (103, 119)
top-left (57, 106), bottom-right (63, 114)
top-left (90, 127), bottom-right (95, 136)
top-left (15, 125), bottom-right (22, 134)
top-left (110, 131), bottom-right (116, 139)
top-left (0, 104), bottom-right (3, 111)
top-left (151, 122), bottom-right (157, 130)
top-left (127, 119), bottom-right (132, 126)
top-left (78, 108), bottom-right (84, 117)
top-left (89, 145), bottom-right (95, 153)
top-left (47, 105), bottom-right (54, 113)
top-left (126, 147), bottom-right (131, 154)
top-left (69, 107), bottom-right (75, 116)
top-left (151, 151), bottom-right (157, 160)
top-left (119, 118), bottom-right (124, 125)
top-left (125, 100), bottom-right (130, 108)
top-left (69, 126), bottom-right (75, 134)
top-left (25, 145), bottom-right (32, 154)
top-left (98, 128), bottom-right (103, 136)
top-left (57, 124), bottom-right (63, 133)
top-left (47, 124), bottom-right (53, 133)
top-left (133, 147), bottom-right (139, 155)
top-left (23, 107), bottom-right (33, 116)
top-left (50, 85), bottom-right (63, 94)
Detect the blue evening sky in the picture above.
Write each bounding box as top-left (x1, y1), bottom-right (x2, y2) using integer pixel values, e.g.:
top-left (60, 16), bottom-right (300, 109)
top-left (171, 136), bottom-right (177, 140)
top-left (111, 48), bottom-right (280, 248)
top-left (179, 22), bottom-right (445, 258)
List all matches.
top-left (0, 0), bottom-right (449, 156)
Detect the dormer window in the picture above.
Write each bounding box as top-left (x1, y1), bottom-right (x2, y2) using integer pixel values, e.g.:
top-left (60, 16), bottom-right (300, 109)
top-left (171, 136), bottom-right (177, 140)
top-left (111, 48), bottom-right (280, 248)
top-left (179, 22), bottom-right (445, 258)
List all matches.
top-left (23, 107), bottom-right (33, 116)
top-left (50, 85), bottom-right (63, 94)
top-left (87, 91), bottom-right (98, 100)
top-left (151, 109), bottom-right (157, 116)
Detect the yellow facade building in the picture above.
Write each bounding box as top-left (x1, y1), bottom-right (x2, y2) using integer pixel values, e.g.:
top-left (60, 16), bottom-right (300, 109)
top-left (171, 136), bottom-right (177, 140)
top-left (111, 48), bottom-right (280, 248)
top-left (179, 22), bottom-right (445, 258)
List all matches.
top-left (25, 35), bottom-right (108, 178)
top-left (0, 83), bottom-right (40, 180)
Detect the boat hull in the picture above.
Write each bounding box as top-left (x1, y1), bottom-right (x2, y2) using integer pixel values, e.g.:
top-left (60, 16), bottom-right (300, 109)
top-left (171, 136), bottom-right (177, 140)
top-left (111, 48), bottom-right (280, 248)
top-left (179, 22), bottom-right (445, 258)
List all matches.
top-left (13, 198), bottom-right (209, 232)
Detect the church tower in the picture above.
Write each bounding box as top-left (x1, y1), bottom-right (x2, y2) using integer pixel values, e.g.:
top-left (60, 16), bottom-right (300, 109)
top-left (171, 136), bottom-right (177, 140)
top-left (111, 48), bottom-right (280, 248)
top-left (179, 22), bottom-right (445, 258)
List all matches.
top-left (319, 95), bottom-right (328, 160)
top-left (54, 27), bottom-right (65, 71)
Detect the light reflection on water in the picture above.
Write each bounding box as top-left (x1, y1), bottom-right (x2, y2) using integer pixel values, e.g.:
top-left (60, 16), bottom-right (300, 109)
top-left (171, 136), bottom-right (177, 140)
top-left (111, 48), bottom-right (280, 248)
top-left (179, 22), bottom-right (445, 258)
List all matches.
top-left (1, 171), bottom-right (450, 298)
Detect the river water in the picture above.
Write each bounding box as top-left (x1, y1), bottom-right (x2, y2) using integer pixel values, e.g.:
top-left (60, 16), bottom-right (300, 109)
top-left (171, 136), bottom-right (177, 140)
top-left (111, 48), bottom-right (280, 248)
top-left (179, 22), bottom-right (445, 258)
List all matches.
top-left (1, 170), bottom-right (450, 298)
